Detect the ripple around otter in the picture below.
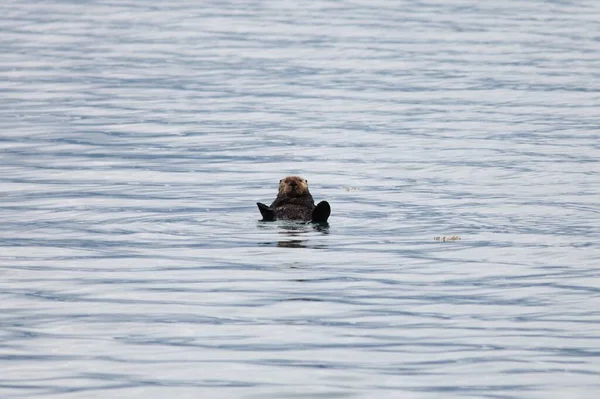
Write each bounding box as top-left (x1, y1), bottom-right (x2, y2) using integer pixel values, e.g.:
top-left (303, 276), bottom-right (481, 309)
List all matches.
top-left (1, 1), bottom-right (600, 398)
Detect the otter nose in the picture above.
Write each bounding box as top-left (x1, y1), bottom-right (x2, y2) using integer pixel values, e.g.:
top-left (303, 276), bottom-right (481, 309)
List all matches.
top-left (289, 181), bottom-right (297, 187)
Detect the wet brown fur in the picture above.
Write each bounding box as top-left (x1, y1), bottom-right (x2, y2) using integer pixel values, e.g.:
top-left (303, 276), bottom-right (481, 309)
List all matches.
top-left (277, 176), bottom-right (309, 198)
top-left (257, 176), bottom-right (330, 223)
top-left (270, 176), bottom-right (315, 221)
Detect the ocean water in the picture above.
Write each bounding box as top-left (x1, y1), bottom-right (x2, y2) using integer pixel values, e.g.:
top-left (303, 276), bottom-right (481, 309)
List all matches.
top-left (1, 1), bottom-right (600, 398)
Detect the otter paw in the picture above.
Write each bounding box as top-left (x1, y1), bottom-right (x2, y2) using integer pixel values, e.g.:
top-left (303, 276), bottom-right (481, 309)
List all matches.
top-left (257, 202), bottom-right (277, 221)
top-left (311, 201), bottom-right (331, 223)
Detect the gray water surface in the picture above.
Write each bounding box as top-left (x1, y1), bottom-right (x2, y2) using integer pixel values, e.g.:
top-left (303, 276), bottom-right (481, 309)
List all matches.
top-left (1, 1), bottom-right (600, 398)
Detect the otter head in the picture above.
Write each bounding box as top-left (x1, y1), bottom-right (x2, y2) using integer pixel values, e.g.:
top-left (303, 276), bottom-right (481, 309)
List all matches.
top-left (278, 176), bottom-right (309, 198)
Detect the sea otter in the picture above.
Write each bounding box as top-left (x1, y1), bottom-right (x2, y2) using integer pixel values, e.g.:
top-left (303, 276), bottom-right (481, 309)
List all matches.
top-left (257, 176), bottom-right (331, 223)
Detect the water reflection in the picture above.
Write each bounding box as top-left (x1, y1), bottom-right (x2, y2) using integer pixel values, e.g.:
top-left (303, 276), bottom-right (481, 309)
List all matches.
top-left (258, 221), bottom-right (329, 248)
top-left (276, 239), bottom-right (305, 248)
top-left (278, 222), bottom-right (329, 248)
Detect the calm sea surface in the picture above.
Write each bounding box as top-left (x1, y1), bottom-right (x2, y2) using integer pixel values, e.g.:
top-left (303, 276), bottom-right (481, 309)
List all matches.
top-left (1, 1), bottom-right (600, 398)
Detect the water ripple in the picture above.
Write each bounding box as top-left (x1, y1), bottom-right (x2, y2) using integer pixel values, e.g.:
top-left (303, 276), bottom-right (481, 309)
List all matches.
top-left (2, 0), bottom-right (600, 398)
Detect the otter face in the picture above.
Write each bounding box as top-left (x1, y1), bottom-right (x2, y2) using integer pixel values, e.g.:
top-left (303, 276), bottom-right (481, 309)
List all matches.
top-left (278, 176), bottom-right (309, 198)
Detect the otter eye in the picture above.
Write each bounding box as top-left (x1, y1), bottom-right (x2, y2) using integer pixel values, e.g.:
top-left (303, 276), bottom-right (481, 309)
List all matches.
top-left (305, 179), bottom-right (308, 183)
top-left (280, 179), bottom-right (283, 183)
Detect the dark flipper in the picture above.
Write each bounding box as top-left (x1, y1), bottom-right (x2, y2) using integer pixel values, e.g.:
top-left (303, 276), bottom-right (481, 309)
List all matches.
top-left (257, 202), bottom-right (277, 221)
top-left (311, 201), bottom-right (331, 223)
